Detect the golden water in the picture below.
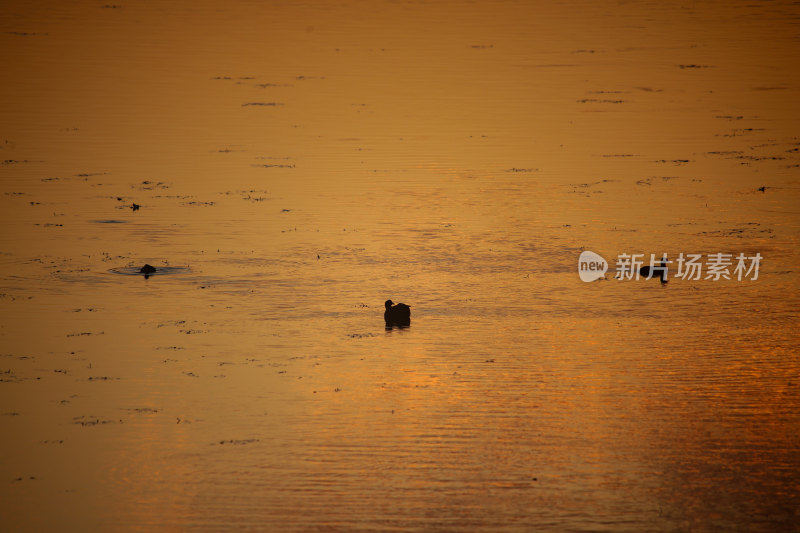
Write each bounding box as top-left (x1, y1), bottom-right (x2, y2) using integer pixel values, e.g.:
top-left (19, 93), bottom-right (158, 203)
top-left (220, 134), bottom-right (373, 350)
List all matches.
top-left (1, 1), bottom-right (799, 531)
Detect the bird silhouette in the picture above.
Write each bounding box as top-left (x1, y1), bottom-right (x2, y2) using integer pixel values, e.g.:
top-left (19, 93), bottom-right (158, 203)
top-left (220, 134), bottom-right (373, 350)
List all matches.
top-left (639, 256), bottom-right (668, 283)
top-left (384, 300), bottom-right (411, 327)
top-left (139, 264), bottom-right (157, 279)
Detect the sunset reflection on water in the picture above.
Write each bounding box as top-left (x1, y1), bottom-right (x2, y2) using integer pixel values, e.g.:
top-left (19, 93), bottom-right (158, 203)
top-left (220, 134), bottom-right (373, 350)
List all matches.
top-left (1, 0), bottom-right (799, 531)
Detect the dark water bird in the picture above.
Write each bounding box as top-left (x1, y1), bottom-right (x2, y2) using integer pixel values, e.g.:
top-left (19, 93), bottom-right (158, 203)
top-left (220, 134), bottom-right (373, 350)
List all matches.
top-left (639, 256), bottom-right (668, 283)
top-left (139, 264), bottom-right (156, 279)
top-left (131, 203), bottom-right (140, 211)
top-left (384, 300), bottom-right (411, 327)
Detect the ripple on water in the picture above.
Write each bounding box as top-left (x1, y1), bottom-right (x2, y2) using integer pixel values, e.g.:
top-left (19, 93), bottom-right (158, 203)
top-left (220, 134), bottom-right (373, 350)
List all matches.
top-left (108, 266), bottom-right (192, 276)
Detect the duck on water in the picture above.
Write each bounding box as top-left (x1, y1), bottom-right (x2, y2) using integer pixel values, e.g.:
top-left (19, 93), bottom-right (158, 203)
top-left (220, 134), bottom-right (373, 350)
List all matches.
top-left (139, 264), bottom-right (157, 279)
top-left (639, 256), bottom-right (669, 284)
top-left (385, 300), bottom-right (411, 328)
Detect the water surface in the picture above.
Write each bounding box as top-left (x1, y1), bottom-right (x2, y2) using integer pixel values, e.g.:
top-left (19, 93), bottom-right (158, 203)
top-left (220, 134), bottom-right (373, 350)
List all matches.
top-left (1, 1), bottom-right (799, 531)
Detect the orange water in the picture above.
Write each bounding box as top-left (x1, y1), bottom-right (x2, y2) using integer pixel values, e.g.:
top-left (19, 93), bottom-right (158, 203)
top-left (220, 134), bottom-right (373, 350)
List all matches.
top-left (1, 1), bottom-right (799, 531)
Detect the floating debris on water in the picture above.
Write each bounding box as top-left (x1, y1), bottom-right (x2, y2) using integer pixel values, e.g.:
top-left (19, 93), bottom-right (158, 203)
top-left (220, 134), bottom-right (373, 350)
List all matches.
top-left (214, 439), bottom-right (260, 446)
top-left (577, 98), bottom-right (625, 103)
top-left (73, 416), bottom-right (120, 426)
